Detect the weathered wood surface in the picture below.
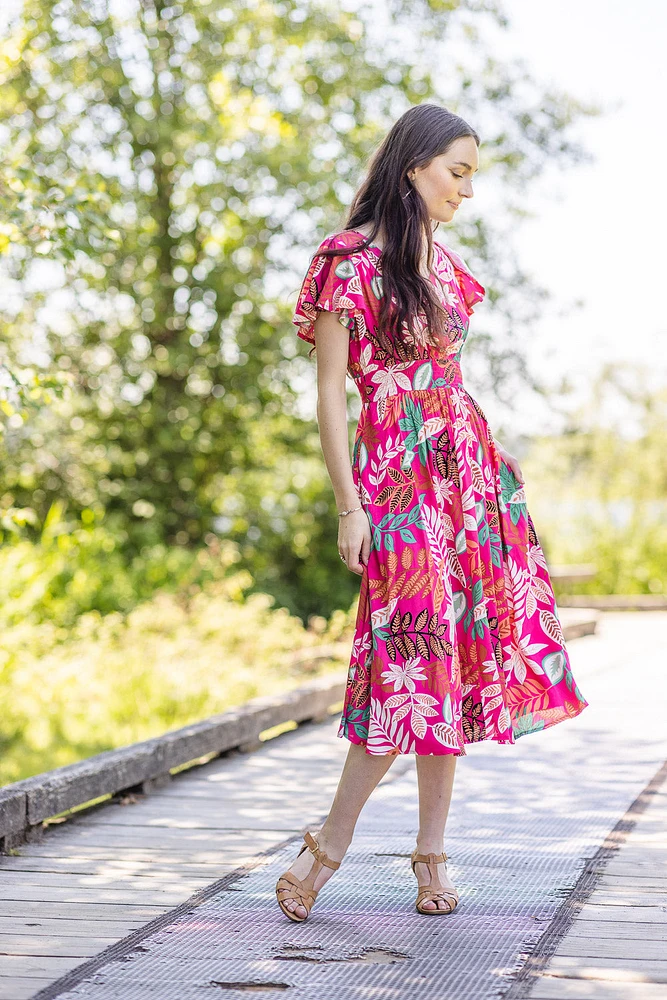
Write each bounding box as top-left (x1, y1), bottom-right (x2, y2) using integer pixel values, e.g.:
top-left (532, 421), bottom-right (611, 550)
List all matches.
top-left (527, 786), bottom-right (667, 998)
top-left (528, 980), bottom-right (667, 999)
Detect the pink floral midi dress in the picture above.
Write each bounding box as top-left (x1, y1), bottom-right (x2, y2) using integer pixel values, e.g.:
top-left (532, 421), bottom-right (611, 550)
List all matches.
top-left (293, 229), bottom-right (589, 756)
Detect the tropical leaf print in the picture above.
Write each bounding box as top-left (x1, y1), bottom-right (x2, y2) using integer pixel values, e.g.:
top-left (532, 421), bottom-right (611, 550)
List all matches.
top-left (499, 461), bottom-right (527, 525)
top-left (367, 701), bottom-right (416, 753)
top-left (374, 466), bottom-right (415, 512)
top-left (432, 721), bottom-right (461, 750)
top-left (539, 610), bottom-right (565, 645)
top-left (385, 605), bottom-right (452, 661)
top-left (292, 230), bottom-right (588, 755)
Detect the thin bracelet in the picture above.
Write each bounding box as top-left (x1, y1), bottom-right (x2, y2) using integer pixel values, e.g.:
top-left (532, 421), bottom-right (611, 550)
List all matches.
top-left (338, 504), bottom-right (362, 517)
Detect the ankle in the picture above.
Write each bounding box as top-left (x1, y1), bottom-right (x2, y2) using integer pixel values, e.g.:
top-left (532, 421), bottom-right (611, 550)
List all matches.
top-left (415, 840), bottom-right (445, 856)
top-left (316, 825), bottom-right (352, 859)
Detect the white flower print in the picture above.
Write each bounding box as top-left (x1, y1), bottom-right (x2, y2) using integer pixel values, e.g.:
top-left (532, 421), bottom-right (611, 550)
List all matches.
top-left (381, 657), bottom-right (427, 693)
top-left (433, 476), bottom-right (455, 509)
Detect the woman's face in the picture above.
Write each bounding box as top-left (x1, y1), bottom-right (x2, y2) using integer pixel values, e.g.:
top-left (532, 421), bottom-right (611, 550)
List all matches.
top-left (409, 136), bottom-right (479, 224)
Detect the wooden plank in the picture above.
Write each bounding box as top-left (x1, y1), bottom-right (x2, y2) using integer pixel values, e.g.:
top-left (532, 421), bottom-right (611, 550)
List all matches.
top-left (545, 956), bottom-right (667, 983)
top-left (1, 885), bottom-right (201, 905)
top-left (527, 978), bottom-right (667, 999)
top-left (12, 825), bottom-right (291, 847)
top-left (0, 901), bottom-right (167, 920)
top-left (565, 920), bottom-right (667, 941)
top-left (556, 935), bottom-right (667, 960)
top-left (595, 875), bottom-right (667, 890)
top-left (0, 917), bottom-right (142, 936)
top-left (0, 934), bottom-right (115, 957)
top-left (0, 871), bottom-right (211, 891)
top-left (4, 845), bottom-right (258, 864)
top-left (0, 856), bottom-right (227, 878)
top-left (602, 861), bottom-right (667, 877)
top-left (585, 893), bottom-right (667, 907)
top-left (66, 809), bottom-right (307, 831)
top-left (0, 978), bottom-right (50, 1000)
top-left (0, 955), bottom-right (84, 979)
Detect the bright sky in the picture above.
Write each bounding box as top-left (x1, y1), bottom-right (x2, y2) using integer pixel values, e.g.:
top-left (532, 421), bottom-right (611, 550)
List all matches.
top-left (470, 0), bottom-right (666, 436)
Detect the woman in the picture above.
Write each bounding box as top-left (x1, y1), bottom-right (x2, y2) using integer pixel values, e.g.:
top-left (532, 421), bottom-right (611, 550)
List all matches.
top-left (276, 103), bottom-right (588, 922)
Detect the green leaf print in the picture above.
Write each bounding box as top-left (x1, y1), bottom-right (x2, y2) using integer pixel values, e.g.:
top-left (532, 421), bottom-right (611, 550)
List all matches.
top-left (443, 692), bottom-right (453, 724)
top-left (398, 398), bottom-right (432, 470)
top-left (499, 460), bottom-right (527, 525)
top-left (453, 591), bottom-right (468, 623)
top-left (412, 361), bottom-right (433, 390)
top-left (335, 259), bottom-right (356, 279)
top-left (341, 705), bottom-right (370, 740)
top-left (370, 494), bottom-right (425, 553)
top-left (514, 709), bottom-right (545, 738)
top-left (542, 650), bottom-right (565, 684)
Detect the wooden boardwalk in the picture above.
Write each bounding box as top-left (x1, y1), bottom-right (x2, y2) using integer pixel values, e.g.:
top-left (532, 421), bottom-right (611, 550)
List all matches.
top-left (526, 776), bottom-right (667, 1000)
top-left (0, 609), bottom-right (665, 1000)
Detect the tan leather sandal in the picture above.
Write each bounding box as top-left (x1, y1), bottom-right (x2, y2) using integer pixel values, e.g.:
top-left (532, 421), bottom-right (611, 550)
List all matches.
top-left (410, 849), bottom-right (459, 915)
top-left (275, 831), bottom-right (341, 923)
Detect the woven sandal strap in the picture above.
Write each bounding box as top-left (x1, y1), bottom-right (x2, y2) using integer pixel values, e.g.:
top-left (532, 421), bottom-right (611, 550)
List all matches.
top-left (415, 894), bottom-right (459, 913)
top-left (276, 872), bottom-right (317, 907)
top-left (416, 886), bottom-right (458, 903)
top-left (303, 831), bottom-right (341, 870)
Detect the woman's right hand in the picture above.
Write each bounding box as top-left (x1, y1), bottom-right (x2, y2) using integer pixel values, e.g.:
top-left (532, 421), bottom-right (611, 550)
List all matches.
top-left (338, 508), bottom-right (372, 575)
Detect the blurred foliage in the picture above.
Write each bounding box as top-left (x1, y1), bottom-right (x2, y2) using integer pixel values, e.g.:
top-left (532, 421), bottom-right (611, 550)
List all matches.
top-left (523, 363), bottom-right (667, 597)
top-left (0, 0), bottom-right (600, 621)
top-left (0, 567), bottom-right (354, 785)
top-left (0, 499), bottom-right (243, 627)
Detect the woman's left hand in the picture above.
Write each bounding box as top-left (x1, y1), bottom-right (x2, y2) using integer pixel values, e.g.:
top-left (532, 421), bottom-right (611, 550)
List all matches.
top-left (494, 438), bottom-right (524, 484)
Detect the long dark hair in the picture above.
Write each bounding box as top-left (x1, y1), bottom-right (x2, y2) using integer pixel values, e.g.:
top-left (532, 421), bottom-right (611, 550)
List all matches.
top-left (318, 103), bottom-right (480, 360)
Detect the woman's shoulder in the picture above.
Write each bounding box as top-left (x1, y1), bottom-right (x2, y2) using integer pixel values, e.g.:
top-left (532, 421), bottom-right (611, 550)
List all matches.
top-left (317, 229), bottom-right (381, 261)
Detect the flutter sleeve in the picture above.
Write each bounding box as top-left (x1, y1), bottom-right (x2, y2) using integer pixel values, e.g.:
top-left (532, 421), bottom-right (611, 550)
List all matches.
top-left (292, 234), bottom-right (367, 346)
top-left (445, 246), bottom-right (486, 316)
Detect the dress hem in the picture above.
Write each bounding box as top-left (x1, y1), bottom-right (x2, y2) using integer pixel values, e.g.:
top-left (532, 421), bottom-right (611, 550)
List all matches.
top-left (337, 695), bottom-right (589, 756)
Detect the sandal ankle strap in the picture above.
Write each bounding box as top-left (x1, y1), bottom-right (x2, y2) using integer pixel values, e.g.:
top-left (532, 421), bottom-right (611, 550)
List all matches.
top-left (303, 831), bottom-right (341, 870)
top-left (411, 850), bottom-right (448, 871)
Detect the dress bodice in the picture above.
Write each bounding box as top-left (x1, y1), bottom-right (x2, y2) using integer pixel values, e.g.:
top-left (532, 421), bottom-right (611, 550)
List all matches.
top-left (293, 229), bottom-right (486, 417)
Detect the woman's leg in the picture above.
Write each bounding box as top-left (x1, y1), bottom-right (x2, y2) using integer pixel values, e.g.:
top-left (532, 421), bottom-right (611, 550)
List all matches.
top-left (280, 742), bottom-right (396, 918)
top-left (413, 753), bottom-right (458, 910)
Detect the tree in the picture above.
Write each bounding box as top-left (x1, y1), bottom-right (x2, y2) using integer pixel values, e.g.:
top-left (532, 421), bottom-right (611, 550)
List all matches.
top-left (0, 0), bottom-right (600, 619)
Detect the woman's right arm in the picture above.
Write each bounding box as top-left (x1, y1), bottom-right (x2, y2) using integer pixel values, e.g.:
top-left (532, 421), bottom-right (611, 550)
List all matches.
top-left (313, 310), bottom-right (371, 575)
